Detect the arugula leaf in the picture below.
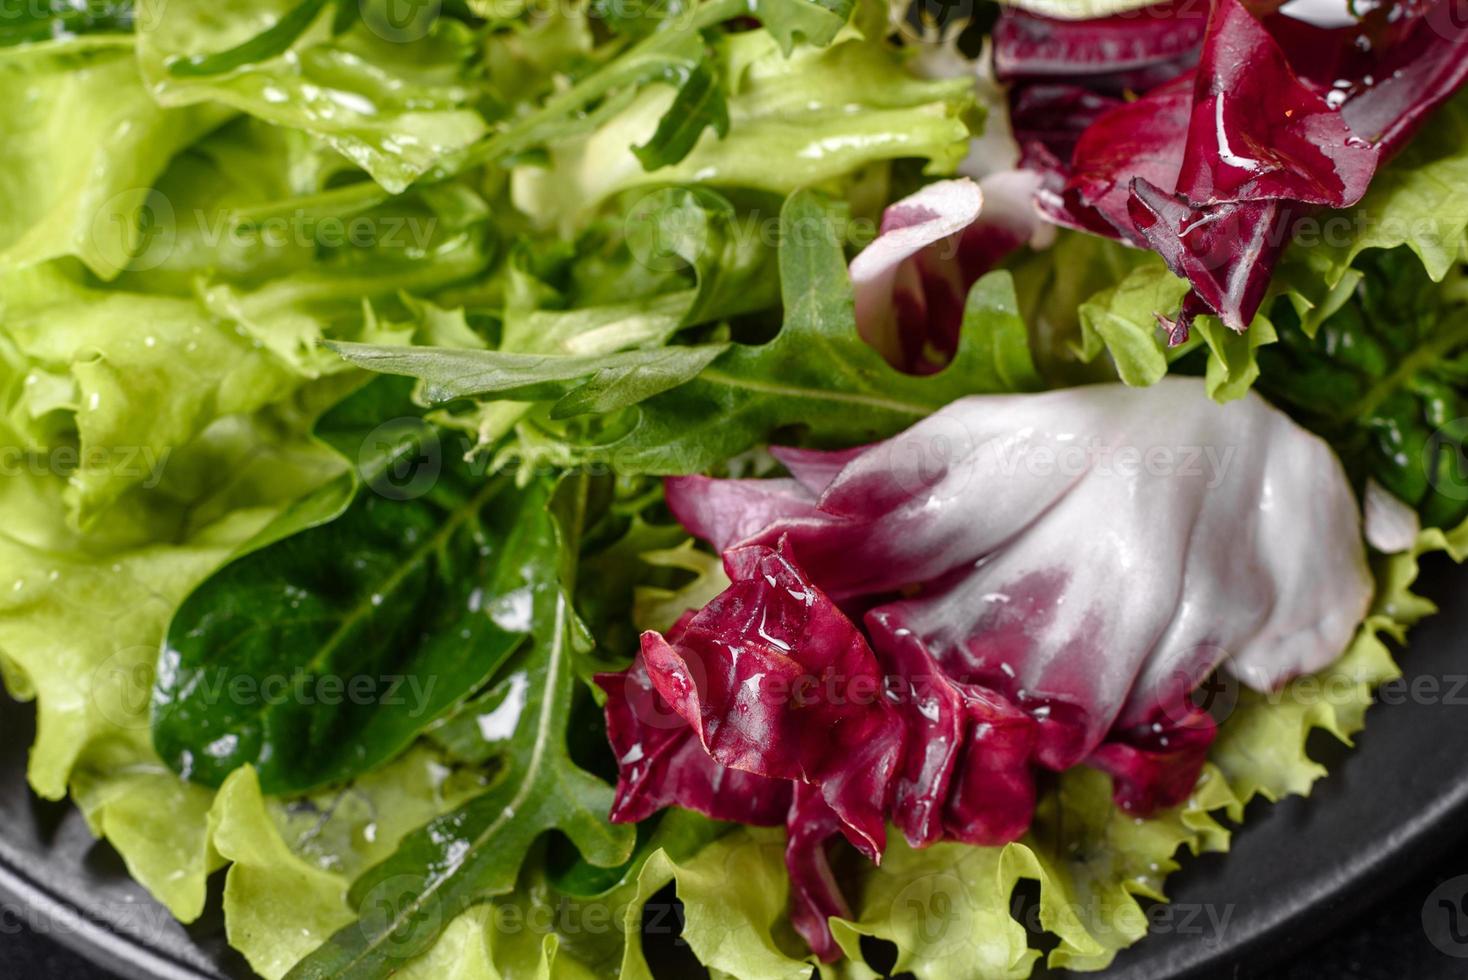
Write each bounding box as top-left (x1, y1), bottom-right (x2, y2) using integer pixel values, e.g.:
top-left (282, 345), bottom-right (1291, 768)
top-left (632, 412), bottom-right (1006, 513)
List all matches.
top-left (287, 476), bottom-right (635, 978)
top-left (330, 344), bottom-right (731, 418)
top-left (341, 191), bottom-right (1038, 475)
top-left (544, 194), bottom-right (1037, 474)
top-left (342, 185), bottom-right (779, 447)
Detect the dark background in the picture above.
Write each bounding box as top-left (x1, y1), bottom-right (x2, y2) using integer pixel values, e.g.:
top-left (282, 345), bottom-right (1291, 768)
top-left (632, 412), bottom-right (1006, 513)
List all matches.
top-left (5, 841), bottom-right (1468, 979)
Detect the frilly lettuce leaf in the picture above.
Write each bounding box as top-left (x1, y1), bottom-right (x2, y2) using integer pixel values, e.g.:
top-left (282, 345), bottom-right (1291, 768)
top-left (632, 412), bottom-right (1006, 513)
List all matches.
top-left (0, 36), bottom-right (227, 278)
top-left (137, 0), bottom-right (488, 193)
top-left (510, 1), bottom-right (976, 228)
top-left (1310, 91), bottom-right (1468, 287)
top-left (1, 264), bottom-right (303, 523)
top-left (0, 410), bottom-right (341, 925)
top-left (830, 764), bottom-right (1235, 978)
top-left (635, 828), bottom-right (818, 980)
top-left (211, 746), bottom-right (489, 980)
top-left (0, 103), bottom-right (490, 526)
top-left (1212, 518), bottom-right (1468, 808)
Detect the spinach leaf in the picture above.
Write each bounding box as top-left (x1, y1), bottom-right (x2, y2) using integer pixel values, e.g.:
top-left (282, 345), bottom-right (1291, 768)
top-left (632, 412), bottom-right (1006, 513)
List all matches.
top-left (1257, 247), bottom-right (1468, 529)
top-left (286, 476), bottom-right (636, 978)
top-left (153, 377), bottom-right (545, 794)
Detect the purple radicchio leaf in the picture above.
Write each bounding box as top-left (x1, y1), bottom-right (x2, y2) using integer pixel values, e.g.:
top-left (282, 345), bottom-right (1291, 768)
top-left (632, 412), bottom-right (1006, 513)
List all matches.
top-left (600, 534), bottom-right (1042, 961)
top-left (666, 378), bottom-right (1372, 776)
top-left (848, 176), bottom-right (1044, 374)
top-left (996, 0), bottom-right (1206, 165)
top-left (596, 628), bottom-right (793, 827)
top-left (623, 378), bottom-right (1373, 958)
top-left (1001, 0), bottom-right (1468, 338)
top-left (637, 540), bottom-right (904, 861)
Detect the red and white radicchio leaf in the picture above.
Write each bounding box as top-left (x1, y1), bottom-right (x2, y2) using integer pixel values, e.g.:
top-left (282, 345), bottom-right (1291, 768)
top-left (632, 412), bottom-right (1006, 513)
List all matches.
top-left (607, 378), bottom-right (1372, 960)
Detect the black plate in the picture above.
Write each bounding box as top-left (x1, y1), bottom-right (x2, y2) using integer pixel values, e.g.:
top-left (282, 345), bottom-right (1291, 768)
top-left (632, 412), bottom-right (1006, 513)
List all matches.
top-left (3, 555), bottom-right (1465, 980)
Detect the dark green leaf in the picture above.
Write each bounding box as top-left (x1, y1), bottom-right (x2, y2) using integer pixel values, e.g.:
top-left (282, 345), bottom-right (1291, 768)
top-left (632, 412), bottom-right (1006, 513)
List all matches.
top-left (328, 343), bottom-right (729, 414)
top-left (630, 56), bottom-right (730, 171)
top-left (286, 477), bottom-right (636, 978)
top-left (1257, 247), bottom-right (1468, 529)
top-left (153, 377), bottom-right (547, 795)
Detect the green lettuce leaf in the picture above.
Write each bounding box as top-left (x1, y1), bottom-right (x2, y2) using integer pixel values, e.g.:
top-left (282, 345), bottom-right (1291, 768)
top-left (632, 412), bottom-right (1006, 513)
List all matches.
top-left (1211, 517), bottom-right (1468, 808)
top-left (1310, 91), bottom-right (1468, 286)
top-left (831, 766), bottom-right (1235, 978)
top-left (1, 264), bottom-right (303, 523)
top-left (0, 403), bottom-right (342, 925)
top-left (1074, 251), bottom-right (1192, 388)
top-left (212, 744), bottom-right (490, 979)
top-left (509, 1), bottom-right (976, 227)
top-left (0, 37), bottom-right (226, 278)
top-left (138, 0), bottom-right (488, 193)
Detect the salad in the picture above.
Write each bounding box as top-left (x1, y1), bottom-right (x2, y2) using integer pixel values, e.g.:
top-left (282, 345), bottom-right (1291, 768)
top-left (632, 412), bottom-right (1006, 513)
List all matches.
top-left (2, 0), bottom-right (1468, 976)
